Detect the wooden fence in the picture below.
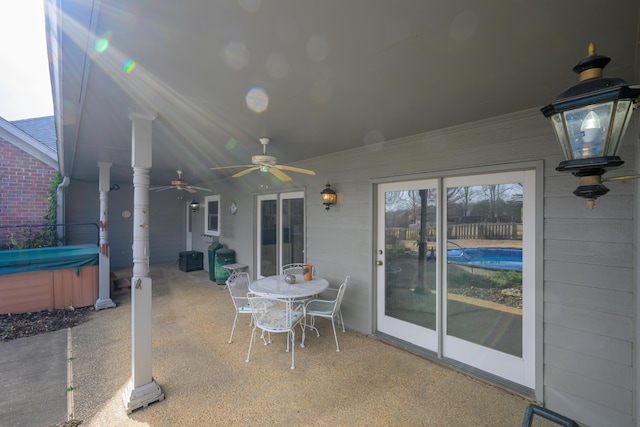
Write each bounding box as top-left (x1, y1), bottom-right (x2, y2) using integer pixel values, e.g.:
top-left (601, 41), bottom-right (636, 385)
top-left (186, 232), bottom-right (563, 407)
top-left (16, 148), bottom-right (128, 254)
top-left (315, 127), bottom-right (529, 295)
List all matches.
top-left (389, 222), bottom-right (521, 241)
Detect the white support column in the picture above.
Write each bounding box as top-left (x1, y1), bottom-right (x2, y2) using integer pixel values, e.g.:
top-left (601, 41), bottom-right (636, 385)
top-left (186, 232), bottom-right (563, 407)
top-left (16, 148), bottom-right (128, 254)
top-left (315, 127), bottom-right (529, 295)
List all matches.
top-left (95, 162), bottom-right (116, 310)
top-left (122, 112), bottom-right (164, 413)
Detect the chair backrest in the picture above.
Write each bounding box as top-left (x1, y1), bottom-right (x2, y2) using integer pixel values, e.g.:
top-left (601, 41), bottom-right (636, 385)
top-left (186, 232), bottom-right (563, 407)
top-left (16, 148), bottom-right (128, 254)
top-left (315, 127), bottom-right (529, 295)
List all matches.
top-left (281, 263), bottom-right (304, 275)
top-left (227, 272), bottom-right (251, 309)
top-left (281, 263), bottom-right (316, 276)
top-left (334, 276), bottom-right (350, 313)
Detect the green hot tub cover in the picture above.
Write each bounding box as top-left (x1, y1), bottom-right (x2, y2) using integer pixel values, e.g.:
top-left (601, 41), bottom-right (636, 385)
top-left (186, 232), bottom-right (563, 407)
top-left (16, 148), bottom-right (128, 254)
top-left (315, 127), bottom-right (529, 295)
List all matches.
top-left (0, 244), bottom-right (99, 275)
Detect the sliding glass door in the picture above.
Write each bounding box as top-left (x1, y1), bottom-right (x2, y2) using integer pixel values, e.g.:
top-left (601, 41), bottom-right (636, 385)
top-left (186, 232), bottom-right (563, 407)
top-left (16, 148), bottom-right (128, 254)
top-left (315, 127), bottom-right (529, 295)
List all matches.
top-left (257, 191), bottom-right (305, 278)
top-left (376, 170), bottom-right (536, 388)
top-left (376, 179), bottom-right (440, 351)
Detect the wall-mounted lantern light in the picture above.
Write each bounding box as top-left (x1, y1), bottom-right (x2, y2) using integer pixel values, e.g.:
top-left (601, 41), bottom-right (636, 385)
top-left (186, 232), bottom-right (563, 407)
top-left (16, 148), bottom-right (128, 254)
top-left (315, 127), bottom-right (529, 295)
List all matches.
top-left (541, 43), bottom-right (640, 209)
top-left (189, 199), bottom-right (200, 213)
top-left (321, 183), bottom-right (337, 211)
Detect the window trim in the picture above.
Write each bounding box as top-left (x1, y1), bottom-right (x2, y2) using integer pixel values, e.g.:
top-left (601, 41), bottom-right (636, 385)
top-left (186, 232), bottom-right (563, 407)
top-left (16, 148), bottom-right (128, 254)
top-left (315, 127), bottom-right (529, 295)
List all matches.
top-left (204, 195), bottom-right (221, 236)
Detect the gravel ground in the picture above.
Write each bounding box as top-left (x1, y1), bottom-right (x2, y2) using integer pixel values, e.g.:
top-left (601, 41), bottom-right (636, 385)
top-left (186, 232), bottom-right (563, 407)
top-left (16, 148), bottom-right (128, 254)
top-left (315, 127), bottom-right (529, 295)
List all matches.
top-left (67, 263), bottom-right (535, 426)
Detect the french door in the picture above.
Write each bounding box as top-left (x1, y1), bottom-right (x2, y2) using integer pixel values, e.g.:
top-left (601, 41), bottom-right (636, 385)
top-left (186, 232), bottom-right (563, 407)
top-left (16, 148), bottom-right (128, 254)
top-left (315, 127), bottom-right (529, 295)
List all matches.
top-left (256, 191), bottom-right (305, 278)
top-left (376, 170), bottom-right (536, 388)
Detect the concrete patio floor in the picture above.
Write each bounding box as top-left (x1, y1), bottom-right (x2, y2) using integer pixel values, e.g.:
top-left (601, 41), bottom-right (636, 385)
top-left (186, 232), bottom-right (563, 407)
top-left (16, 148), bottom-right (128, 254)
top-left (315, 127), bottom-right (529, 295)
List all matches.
top-left (69, 261), bottom-right (540, 426)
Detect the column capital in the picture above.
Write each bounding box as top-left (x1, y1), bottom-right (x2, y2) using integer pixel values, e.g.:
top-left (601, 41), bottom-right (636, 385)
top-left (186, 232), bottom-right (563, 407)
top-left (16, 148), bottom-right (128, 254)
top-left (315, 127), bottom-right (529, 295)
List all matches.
top-left (128, 109), bottom-right (157, 121)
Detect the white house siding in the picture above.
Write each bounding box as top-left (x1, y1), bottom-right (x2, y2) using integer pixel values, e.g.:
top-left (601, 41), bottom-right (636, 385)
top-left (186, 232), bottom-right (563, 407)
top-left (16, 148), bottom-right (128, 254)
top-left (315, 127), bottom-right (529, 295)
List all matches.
top-left (67, 108), bottom-right (638, 426)
top-left (65, 180), bottom-right (186, 268)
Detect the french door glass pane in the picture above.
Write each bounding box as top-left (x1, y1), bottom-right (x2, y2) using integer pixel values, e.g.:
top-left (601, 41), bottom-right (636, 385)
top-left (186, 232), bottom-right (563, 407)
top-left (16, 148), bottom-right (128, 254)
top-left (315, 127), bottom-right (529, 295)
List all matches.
top-left (445, 183), bottom-right (523, 357)
top-left (385, 188), bottom-right (437, 330)
top-left (260, 199), bottom-right (277, 277)
top-left (281, 197), bottom-right (304, 266)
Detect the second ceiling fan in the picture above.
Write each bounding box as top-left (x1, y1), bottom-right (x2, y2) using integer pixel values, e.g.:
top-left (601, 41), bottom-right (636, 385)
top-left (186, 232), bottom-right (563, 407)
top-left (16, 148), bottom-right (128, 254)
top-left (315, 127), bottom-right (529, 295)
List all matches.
top-left (149, 170), bottom-right (212, 193)
top-left (210, 137), bottom-right (316, 182)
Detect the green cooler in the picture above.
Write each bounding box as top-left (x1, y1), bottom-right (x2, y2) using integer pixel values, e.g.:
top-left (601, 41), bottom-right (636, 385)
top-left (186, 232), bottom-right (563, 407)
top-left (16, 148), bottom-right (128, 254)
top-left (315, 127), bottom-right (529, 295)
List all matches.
top-left (214, 247), bottom-right (236, 284)
top-left (207, 242), bottom-right (223, 282)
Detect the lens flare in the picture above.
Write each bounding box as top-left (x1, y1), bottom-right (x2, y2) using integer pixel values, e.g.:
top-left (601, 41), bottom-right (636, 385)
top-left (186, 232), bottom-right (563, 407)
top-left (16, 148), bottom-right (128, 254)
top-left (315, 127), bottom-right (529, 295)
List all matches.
top-left (245, 87), bottom-right (269, 113)
top-left (223, 41), bottom-right (249, 70)
top-left (123, 59), bottom-right (136, 73)
top-left (95, 38), bottom-right (109, 53)
top-left (226, 138), bottom-right (237, 150)
top-left (95, 30), bottom-right (112, 53)
top-left (266, 53), bottom-right (289, 79)
top-left (306, 35), bottom-right (329, 62)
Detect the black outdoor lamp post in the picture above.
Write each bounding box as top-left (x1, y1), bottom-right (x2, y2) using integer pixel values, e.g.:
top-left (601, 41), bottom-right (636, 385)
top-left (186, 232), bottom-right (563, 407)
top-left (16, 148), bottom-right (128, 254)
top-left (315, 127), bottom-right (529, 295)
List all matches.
top-left (541, 43), bottom-right (640, 209)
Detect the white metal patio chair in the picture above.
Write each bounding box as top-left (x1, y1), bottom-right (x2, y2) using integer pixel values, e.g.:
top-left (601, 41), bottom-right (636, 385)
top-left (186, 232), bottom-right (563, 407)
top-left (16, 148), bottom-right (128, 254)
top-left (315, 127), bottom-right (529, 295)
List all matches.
top-left (281, 263), bottom-right (311, 275)
top-left (281, 263), bottom-right (317, 302)
top-left (304, 276), bottom-right (349, 352)
top-left (246, 293), bottom-right (306, 369)
top-left (226, 272), bottom-right (254, 344)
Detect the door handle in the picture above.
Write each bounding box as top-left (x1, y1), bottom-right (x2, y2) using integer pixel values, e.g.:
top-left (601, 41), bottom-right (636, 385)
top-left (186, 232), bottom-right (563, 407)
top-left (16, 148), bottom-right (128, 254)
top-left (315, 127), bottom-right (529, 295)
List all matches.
top-left (376, 260), bottom-right (383, 266)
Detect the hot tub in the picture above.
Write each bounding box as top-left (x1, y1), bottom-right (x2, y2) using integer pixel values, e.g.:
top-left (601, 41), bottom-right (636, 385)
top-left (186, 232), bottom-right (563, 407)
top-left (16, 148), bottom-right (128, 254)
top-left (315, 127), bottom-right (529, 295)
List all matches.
top-left (0, 244), bottom-right (99, 314)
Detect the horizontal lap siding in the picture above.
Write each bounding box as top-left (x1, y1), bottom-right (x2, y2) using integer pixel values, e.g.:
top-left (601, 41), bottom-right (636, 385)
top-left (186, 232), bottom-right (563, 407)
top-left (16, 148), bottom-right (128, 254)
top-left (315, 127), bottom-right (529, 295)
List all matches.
top-left (543, 118), bottom-right (636, 426)
top-left (307, 179), bottom-right (372, 332)
top-left (66, 181), bottom-right (186, 267)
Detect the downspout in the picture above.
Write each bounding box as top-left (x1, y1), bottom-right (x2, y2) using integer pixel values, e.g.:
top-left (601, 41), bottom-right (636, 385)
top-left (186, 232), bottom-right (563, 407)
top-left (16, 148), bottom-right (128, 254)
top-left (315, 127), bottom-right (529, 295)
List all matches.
top-left (56, 176), bottom-right (70, 245)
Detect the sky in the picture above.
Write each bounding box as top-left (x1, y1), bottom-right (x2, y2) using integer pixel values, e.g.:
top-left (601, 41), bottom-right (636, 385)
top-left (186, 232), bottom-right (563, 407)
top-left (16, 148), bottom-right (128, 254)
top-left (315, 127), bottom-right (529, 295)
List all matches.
top-left (0, 0), bottom-right (53, 121)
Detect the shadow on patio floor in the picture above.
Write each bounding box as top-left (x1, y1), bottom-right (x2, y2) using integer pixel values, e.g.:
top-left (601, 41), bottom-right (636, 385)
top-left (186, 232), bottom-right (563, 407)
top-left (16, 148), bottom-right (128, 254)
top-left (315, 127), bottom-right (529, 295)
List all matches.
top-left (71, 262), bottom-right (535, 426)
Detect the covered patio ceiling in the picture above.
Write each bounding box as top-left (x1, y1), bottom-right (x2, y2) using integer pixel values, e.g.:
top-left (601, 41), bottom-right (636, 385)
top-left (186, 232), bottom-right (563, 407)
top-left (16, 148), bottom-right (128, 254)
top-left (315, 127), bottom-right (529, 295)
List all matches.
top-left (46, 0), bottom-right (640, 187)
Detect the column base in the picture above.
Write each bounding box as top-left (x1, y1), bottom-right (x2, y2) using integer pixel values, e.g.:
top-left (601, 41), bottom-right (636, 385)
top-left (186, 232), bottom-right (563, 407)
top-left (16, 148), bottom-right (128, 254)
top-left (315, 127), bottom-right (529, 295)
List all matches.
top-left (94, 298), bottom-right (116, 311)
top-left (122, 378), bottom-right (164, 414)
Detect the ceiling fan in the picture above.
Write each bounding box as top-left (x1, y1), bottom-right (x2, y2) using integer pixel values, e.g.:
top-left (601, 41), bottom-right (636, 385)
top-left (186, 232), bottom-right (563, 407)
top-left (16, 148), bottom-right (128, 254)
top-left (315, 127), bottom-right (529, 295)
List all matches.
top-left (149, 170), bottom-right (212, 193)
top-left (210, 137), bottom-right (316, 182)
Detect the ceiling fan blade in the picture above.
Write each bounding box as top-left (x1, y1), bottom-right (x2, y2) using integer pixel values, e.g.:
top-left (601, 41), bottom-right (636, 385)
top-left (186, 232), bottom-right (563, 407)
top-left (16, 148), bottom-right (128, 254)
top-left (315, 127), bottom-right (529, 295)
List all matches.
top-left (150, 186), bottom-right (174, 192)
top-left (233, 167), bottom-right (260, 178)
top-left (184, 187), bottom-right (197, 193)
top-left (269, 167), bottom-right (292, 181)
top-left (210, 165), bottom-right (254, 171)
top-left (188, 186), bottom-right (212, 192)
top-left (273, 164), bottom-right (316, 175)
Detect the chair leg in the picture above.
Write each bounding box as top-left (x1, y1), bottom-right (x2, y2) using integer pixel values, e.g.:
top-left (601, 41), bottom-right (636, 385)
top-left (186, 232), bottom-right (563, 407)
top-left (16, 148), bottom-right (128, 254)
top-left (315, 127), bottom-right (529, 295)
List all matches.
top-left (331, 317), bottom-right (340, 352)
top-left (307, 315), bottom-right (321, 337)
top-left (246, 326), bottom-right (257, 363)
top-left (228, 313), bottom-right (239, 343)
top-left (338, 310), bottom-right (345, 332)
top-left (290, 329), bottom-right (296, 369)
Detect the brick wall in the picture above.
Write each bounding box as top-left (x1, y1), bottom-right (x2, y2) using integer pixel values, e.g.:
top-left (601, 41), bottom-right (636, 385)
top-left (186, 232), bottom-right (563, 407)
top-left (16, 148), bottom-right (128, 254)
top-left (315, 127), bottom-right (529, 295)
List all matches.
top-left (0, 139), bottom-right (57, 248)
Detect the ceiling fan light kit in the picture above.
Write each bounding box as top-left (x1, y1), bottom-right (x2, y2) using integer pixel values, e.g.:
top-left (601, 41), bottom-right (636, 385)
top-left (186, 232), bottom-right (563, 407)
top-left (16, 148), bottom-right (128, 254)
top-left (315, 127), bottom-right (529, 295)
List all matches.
top-left (211, 137), bottom-right (316, 181)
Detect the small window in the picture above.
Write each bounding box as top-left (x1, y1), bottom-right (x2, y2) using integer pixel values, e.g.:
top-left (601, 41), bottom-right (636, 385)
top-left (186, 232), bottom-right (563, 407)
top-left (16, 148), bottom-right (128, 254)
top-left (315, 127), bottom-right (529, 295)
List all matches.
top-left (204, 195), bottom-right (220, 236)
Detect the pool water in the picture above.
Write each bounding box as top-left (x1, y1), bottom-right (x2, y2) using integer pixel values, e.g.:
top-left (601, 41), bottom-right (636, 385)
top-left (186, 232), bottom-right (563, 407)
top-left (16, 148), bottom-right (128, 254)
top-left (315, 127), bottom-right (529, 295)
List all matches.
top-left (447, 248), bottom-right (522, 272)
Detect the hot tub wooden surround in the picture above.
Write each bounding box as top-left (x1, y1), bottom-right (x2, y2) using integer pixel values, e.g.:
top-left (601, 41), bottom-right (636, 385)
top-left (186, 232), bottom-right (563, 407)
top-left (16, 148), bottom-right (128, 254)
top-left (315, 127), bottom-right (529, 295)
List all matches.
top-left (0, 244), bottom-right (99, 314)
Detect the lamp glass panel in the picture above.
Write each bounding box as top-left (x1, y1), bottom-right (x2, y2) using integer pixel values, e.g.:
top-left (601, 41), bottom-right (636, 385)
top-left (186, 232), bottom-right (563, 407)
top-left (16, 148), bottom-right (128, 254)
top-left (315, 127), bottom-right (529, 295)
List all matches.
top-left (561, 102), bottom-right (613, 159)
top-left (606, 99), bottom-right (633, 158)
top-left (550, 114), bottom-right (571, 159)
top-left (322, 193), bottom-right (336, 204)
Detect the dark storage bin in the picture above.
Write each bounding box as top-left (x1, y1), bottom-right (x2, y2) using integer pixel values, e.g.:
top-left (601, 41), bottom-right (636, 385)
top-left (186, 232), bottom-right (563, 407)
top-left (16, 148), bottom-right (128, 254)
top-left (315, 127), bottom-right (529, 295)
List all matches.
top-left (214, 248), bottom-right (235, 284)
top-left (179, 251), bottom-right (203, 272)
top-left (207, 242), bottom-right (223, 281)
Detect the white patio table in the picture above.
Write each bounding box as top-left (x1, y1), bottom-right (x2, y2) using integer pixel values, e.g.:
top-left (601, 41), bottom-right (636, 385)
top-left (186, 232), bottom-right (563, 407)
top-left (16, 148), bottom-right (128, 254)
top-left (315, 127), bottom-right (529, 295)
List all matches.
top-left (249, 274), bottom-right (329, 300)
top-left (249, 274), bottom-right (329, 349)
